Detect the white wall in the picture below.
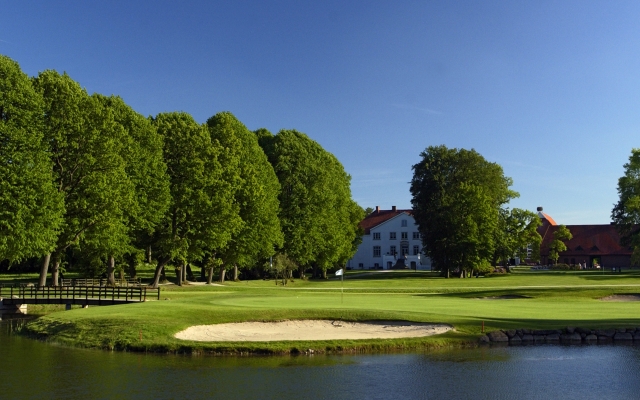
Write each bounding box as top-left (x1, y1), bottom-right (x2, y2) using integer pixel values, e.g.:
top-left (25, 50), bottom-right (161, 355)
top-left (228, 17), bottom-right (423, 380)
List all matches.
top-left (348, 213), bottom-right (431, 270)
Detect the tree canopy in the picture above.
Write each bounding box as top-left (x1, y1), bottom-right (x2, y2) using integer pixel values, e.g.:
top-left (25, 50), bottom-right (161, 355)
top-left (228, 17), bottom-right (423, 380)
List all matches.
top-left (493, 208), bottom-right (542, 267)
top-left (32, 71), bottom-right (135, 286)
top-left (0, 56), bottom-right (64, 263)
top-left (148, 112), bottom-right (241, 287)
top-left (410, 145), bottom-right (518, 277)
top-left (612, 149), bottom-right (640, 264)
top-left (258, 129), bottom-right (363, 276)
top-left (549, 225), bottom-right (572, 265)
top-left (206, 112), bottom-right (283, 281)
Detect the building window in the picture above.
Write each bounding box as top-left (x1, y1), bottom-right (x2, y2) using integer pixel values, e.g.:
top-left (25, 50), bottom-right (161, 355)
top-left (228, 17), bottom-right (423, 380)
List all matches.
top-left (390, 245), bottom-right (396, 255)
top-left (401, 219), bottom-right (407, 227)
top-left (373, 246), bottom-right (381, 257)
top-left (387, 261), bottom-right (393, 269)
top-left (401, 232), bottom-right (408, 240)
top-left (390, 232), bottom-right (396, 240)
top-left (413, 232), bottom-right (420, 240)
top-left (358, 263), bottom-right (364, 269)
top-left (413, 245), bottom-right (420, 255)
top-left (373, 232), bottom-right (381, 240)
top-left (374, 263), bottom-right (380, 269)
top-left (401, 245), bottom-right (409, 255)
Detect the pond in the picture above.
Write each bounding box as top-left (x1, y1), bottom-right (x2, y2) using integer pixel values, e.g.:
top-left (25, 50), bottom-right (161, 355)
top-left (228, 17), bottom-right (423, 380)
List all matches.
top-left (2, 317), bottom-right (640, 399)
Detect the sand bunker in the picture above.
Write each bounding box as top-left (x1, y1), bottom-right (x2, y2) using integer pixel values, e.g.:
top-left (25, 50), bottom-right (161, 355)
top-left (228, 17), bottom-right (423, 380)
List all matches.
top-left (601, 294), bottom-right (640, 302)
top-left (175, 320), bottom-right (453, 342)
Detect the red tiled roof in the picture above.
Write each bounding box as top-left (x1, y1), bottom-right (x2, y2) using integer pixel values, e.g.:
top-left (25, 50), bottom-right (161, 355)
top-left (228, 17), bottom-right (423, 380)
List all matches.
top-left (539, 224), bottom-right (631, 257)
top-left (360, 209), bottom-right (413, 234)
top-left (540, 212), bottom-right (557, 226)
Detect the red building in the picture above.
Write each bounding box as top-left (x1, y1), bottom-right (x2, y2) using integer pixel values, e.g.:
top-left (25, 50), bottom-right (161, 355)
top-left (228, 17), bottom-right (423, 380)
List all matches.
top-left (537, 207), bottom-right (634, 269)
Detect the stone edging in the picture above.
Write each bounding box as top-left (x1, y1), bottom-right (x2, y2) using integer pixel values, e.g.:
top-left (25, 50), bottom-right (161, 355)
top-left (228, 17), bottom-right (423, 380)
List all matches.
top-left (480, 327), bottom-right (639, 344)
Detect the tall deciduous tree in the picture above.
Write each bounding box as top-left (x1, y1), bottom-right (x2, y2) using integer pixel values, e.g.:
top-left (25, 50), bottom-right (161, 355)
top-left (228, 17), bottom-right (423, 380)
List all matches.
top-left (492, 208), bottom-right (542, 269)
top-left (206, 112), bottom-right (282, 282)
top-left (0, 56), bottom-right (63, 262)
top-left (92, 95), bottom-right (171, 284)
top-left (148, 112), bottom-right (240, 288)
top-left (32, 71), bottom-right (134, 286)
top-left (549, 225), bottom-right (572, 265)
top-left (258, 129), bottom-right (362, 278)
top-left (410, 145), bottom-right (516, 277)
top-left (612, 149), bottom-right (640, 265)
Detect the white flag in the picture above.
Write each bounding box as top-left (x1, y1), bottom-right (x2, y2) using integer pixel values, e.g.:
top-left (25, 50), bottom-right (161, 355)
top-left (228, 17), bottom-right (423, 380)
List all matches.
top-left (335, 269), bottom-right (343, 276)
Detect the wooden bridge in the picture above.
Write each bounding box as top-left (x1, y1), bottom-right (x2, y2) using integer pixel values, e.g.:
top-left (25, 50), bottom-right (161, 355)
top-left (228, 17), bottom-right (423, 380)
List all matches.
top-left (0, 284), bottom-right (160, 307)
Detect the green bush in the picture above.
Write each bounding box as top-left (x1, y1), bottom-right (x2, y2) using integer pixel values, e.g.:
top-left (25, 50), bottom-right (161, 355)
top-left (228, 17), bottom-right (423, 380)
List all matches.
top-left (550, 263), bottom-right (581, 271)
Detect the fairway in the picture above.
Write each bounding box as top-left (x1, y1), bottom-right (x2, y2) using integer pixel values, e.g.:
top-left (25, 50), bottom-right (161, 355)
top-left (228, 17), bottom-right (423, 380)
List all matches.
top-left (20, 268), bottom-right (640, 354)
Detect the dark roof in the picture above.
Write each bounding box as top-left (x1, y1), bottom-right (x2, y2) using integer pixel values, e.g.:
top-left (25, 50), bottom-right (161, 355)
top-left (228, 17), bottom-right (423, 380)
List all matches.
top-left (539, 224), bottom-right (631, 256)
top-left (360, 209), bottom-right (413, 234)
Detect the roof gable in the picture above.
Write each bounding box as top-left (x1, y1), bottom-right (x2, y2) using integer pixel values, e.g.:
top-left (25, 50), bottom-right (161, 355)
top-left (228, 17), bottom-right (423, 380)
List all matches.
top-left (360, 209), bottom-right (413, 234)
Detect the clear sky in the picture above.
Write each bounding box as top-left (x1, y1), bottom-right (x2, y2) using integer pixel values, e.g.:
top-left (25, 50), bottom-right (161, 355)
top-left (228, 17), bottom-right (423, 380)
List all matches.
top-left (2, 1), bottom-right (639, 224)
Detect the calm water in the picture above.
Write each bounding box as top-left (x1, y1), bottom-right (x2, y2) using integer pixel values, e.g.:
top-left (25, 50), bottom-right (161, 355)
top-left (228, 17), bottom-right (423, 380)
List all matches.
top-left (2, 318), bottom-right (640, 399)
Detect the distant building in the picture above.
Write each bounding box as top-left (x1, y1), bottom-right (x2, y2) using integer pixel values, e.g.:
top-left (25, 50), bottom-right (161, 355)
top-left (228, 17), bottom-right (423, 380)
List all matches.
top-left (348, 206), bottom-right (431, 270)
top-left (537, 207), bottom-right (635, 269)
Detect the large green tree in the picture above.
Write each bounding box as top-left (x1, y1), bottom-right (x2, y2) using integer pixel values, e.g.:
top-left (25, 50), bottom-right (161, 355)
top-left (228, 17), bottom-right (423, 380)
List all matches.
top-left (206, 112), bottom-right (283, 282)
top-left (410, 145), bottom-right (517, 277)
top-left (148, 112), bottom-right (241, 288)
top-left (612, 149), bottom-right (640, 265)
top-left (32, 71), bottom-right (134, 286)
top-left (258, 129), bottom-right (362, 278)
top-left (90, 95), bottom-right (171, 284)
top-left (0, 56), bottom-right (64, 263)
top-left (493, 208), bottom-right (542, 269)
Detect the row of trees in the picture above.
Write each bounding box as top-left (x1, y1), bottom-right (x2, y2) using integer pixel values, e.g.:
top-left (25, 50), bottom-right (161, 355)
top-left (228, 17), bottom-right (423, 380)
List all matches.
top-left (0, 55), bottom-right (363, 286)
top-left (410, 145), bottom-right (542, 277)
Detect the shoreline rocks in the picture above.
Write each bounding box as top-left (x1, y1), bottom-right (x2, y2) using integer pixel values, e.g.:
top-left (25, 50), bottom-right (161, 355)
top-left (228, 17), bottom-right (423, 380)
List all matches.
top-left (480, 327), bottom-right (640, 345)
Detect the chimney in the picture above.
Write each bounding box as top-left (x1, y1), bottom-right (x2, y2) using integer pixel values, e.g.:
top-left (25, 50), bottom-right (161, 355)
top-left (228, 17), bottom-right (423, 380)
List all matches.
top-left (375, 206), bottom-right (380, 214)
top-left (537, 206), bottom-right (543, 211)
top-left (392, 205), bottom-right (397, 212)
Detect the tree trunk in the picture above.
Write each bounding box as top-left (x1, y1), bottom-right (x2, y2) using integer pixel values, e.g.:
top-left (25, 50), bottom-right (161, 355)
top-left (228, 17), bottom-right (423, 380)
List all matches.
top-left (313, 264), bottom-right (318, 278)
top-left (107, 255), bottom-right (116, 286)
top-left (233, 265), bottom-right (238, 281)
top-left (175, 266), bottom-right (182, 286)
top-left (219, 268), bottom-right (226, 283)
top-left (206, 267), bottom-right (213, 284)
top-left (150, 258), bottom-right (170, 288)
top-left (51, 259), bottom-right (60, 287)
top-left (128, 255), bottom-right (137, 279)
top-left (146, 246), bottom-right (152, 264)
top-left (321, 269), bottom-right (327, 279)
top-left (39, 253), bottom-right (51, 287)
top-left (187, 264), bottom-right (194, 281)
top-left (298, 265), bottom-right (305, 279)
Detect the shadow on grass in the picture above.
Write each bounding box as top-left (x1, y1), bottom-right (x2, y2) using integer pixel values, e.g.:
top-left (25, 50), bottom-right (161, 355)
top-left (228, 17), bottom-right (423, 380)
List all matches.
top-left (413, 286), bottom-right (640, 299)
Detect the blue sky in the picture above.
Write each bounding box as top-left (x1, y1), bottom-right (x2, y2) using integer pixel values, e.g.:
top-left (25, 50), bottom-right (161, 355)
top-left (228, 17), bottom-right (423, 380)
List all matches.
top-left (2, 1), bottom-right (639, 224)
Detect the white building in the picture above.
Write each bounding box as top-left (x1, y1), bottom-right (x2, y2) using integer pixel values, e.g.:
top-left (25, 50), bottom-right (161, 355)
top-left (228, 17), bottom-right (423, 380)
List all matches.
top-left (348, 206), bottom-right (432, 270)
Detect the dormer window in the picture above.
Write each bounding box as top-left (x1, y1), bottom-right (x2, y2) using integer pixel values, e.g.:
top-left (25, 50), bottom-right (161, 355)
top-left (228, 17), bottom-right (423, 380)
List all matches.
top-left (401, 220), bottom-right (407, 227)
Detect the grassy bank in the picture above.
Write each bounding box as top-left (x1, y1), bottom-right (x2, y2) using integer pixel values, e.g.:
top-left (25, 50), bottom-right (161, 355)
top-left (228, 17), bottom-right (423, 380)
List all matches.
top-left (16, 269), bottom-right (640, 354)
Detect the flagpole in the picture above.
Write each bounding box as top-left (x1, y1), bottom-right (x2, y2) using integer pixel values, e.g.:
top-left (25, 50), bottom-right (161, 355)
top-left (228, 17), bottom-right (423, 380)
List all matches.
top-left (341, 269), bottom-right (344, 304)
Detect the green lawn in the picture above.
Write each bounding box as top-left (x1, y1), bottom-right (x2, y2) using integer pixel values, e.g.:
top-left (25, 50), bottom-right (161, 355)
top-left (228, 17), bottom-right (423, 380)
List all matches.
top-left (16, 268), bottom-right (640, 354)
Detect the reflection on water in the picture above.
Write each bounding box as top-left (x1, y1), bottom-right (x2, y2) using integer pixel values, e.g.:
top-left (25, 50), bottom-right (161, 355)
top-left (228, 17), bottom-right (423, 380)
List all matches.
top-left (2, 319), bottom-right (640, 399)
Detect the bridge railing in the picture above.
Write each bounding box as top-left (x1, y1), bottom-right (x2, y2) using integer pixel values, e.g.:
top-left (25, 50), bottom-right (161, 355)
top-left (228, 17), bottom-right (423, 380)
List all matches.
top-left (60, 278), bottom-right (143, 287)
top-left (0, 284), bottom-right (160, 302)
